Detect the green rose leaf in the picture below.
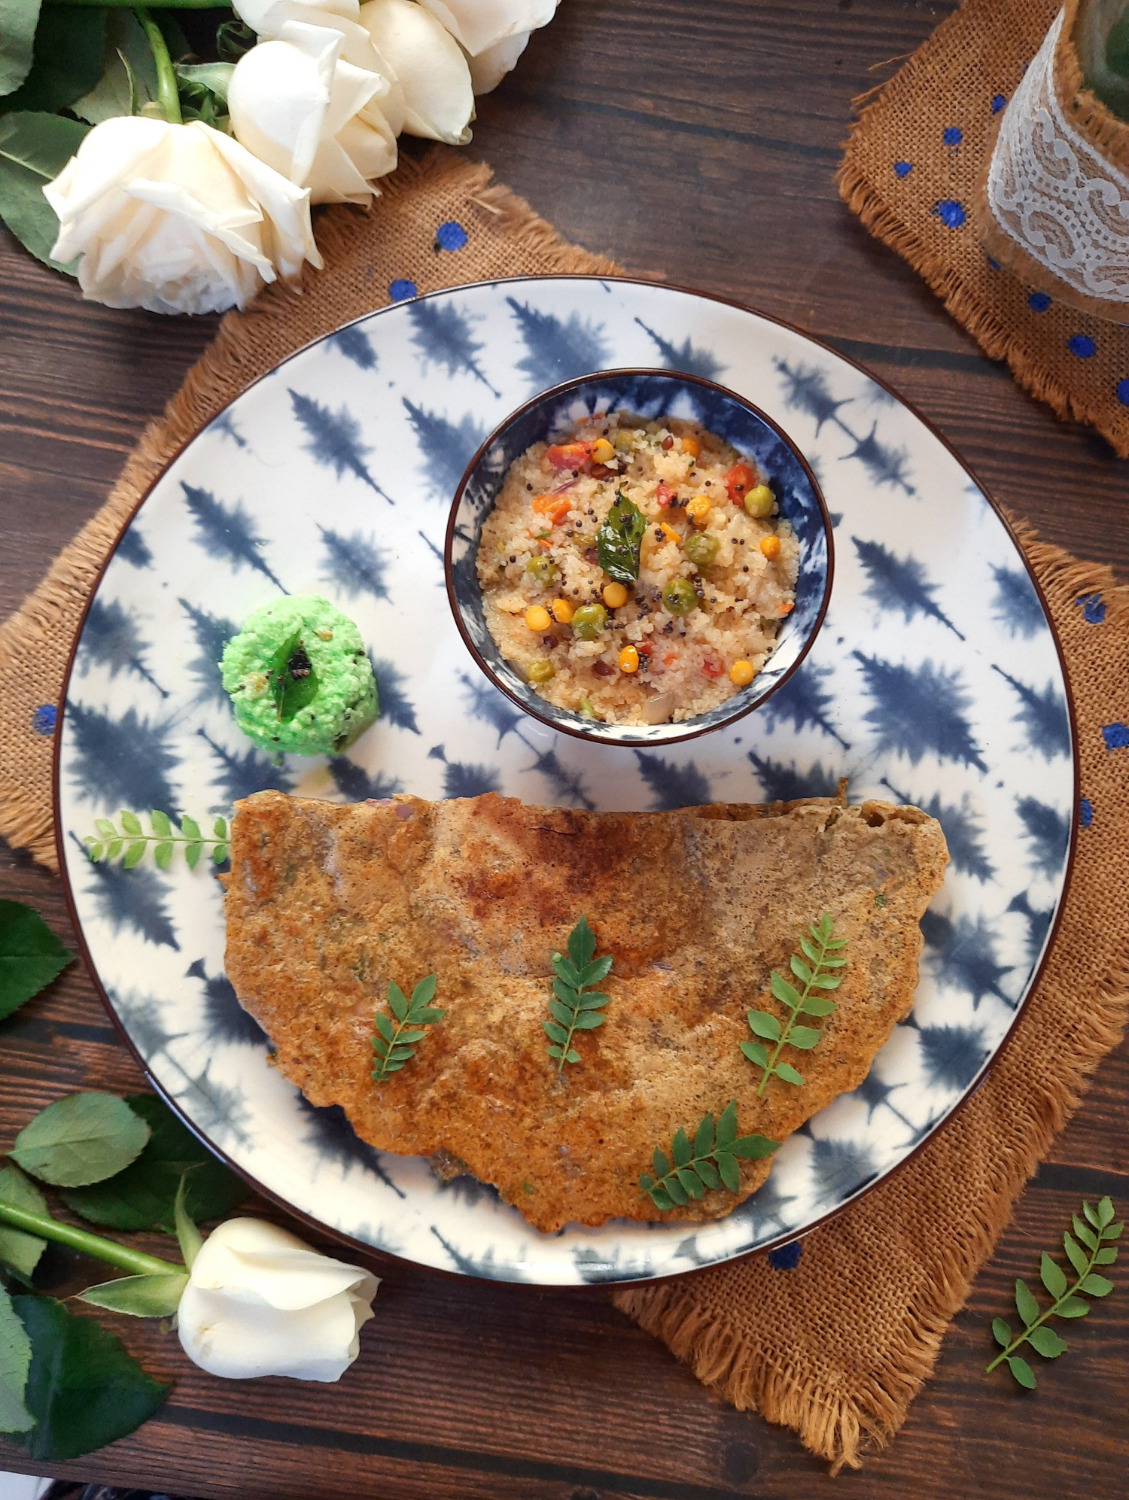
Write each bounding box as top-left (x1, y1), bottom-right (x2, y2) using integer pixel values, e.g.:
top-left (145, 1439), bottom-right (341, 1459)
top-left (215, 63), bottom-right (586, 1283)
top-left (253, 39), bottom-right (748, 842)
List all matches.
top-left (0, 899), bottom-right (73, 1020)
top-left (0, 110), bottom-right (88, 270)
top-left (15, 1295), bottom-right (169, 1461)
top-left (0, 0), bottom-right (40, 97)
top-left (78, 1272), bottom-right (188, 1320)
top-left (0, 1286), bottom-right (34, 1434)
top-left (58, 1093), bottom-right (249, 1232)
top-left (0, 1162), bottom-right (49, 1279)
top-left (10, 1092), bottom-right (150, 1187)
top-left (71, 11), bottom-right (158, 125)
top-left (0, 6), bottom-right (104, 116)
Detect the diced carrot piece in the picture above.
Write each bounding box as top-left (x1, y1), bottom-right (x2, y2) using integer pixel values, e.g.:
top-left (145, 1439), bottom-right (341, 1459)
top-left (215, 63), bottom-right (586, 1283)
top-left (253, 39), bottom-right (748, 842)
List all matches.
top-left (723, 463), bottom-right (757, 504)
top-left (546, 441), bottom-right (592, 470)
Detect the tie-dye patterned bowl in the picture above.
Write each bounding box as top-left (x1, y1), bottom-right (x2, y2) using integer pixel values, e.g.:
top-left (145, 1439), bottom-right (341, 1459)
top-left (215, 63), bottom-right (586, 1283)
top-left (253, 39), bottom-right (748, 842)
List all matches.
top-left (445, 370), bottom-right (833, 746)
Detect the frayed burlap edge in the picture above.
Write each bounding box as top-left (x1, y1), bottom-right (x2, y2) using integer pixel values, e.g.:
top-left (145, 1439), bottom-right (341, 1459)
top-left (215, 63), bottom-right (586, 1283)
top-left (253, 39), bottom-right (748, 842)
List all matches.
top-left (615, 520), bottom-right (1129, 1473)
top-left (0, 148), bottom-right (621, 871)
top-left (837, 152), bottom-right (1129, 455)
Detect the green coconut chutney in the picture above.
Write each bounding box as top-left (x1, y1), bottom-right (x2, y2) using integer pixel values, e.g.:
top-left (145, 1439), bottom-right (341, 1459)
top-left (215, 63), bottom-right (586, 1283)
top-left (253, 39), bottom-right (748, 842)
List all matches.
top-left (220, 596), bottom-right (378, 755)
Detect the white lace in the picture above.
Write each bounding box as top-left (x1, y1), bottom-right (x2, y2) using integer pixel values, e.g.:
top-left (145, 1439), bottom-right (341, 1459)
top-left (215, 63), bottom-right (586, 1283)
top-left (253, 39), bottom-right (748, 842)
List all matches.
top-left (986, 7), bottom-right (1129, 305)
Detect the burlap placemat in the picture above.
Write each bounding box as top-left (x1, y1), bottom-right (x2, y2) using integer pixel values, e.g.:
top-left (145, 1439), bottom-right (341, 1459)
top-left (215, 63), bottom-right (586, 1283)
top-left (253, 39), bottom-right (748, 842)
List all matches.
top-left (837, 0), bottom-right (1129, 456)
top-left (1, 147), bottom-right (1127, 1474)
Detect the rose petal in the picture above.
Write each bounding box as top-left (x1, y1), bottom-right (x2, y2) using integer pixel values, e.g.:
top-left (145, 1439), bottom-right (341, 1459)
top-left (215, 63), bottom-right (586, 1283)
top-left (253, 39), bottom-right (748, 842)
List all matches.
top-left (465, 29), bottom-right (530, 93)
top-left (415, 0), bottom-right (556, 57)
top-left (359, 0), bottom-right (473, 145)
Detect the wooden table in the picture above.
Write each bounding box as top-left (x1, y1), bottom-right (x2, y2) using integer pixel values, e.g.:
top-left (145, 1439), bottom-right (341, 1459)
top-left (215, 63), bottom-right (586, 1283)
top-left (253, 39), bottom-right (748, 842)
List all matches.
top-left (2, 1), bottom-right (1127, 1494)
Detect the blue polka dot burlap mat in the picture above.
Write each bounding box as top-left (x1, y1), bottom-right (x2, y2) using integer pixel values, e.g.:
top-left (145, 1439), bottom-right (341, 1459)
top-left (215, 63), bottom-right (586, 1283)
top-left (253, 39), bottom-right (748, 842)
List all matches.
top-left (838, 0), bottom-right (1129, 455)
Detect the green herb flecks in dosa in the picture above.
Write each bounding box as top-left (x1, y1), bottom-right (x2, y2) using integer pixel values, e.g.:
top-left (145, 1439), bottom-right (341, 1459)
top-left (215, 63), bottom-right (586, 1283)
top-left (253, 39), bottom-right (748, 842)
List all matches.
top-left (742, 912), bottom-right (846, 1095)
top-left (639, 1101), bottom-right (778, 1211)
top-left (83, 808), bottom-right (228, 869)
top-left (596, 493), bottom-right (646, 584)
top-left (544, 916), bottom-right (612, 1072)
top-left (372, 974), bottom-right (445, 1082)
top-left (986, 1197), bottom-right (1121, 1389)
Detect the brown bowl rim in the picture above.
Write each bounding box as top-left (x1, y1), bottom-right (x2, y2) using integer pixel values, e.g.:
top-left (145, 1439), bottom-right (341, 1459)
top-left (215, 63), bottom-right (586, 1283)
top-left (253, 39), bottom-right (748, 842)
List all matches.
top-left (442, 366), bottom-right (835, 747)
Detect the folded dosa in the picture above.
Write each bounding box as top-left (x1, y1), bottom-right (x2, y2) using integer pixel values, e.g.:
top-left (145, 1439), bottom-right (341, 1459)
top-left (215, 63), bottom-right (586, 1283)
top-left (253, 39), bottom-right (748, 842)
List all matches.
top-left (224, 790), bottom-right (948, 1232)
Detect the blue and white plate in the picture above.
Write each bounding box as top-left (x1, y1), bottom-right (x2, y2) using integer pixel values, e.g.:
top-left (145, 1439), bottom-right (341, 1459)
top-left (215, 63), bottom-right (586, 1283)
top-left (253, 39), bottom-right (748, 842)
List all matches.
top-left (55, 277), bottom-right (1076, 1285)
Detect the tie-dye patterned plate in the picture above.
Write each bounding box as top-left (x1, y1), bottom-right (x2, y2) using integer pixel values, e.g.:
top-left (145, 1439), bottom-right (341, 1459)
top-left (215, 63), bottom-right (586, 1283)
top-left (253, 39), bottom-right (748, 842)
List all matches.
top-left (55, 277), bottom-right (1076, 1284)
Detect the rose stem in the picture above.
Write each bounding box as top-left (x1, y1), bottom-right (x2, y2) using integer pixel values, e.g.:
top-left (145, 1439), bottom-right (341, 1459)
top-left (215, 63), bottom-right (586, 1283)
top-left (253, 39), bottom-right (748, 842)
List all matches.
top-left (0, 1201), bottom-right (183, 1276)
top-left (135, 7), bottom-right (183, 125)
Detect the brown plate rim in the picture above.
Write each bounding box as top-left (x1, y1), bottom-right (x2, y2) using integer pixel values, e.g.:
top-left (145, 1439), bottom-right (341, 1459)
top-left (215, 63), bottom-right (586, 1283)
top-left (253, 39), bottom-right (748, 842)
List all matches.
top-left (50, 272), bottom-right (1080, 1286)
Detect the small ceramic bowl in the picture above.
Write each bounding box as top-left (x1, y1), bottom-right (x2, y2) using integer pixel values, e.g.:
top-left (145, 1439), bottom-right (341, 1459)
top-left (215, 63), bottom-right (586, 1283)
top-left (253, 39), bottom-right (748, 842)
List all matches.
top-left (444, 369), bottom-right (833, 747)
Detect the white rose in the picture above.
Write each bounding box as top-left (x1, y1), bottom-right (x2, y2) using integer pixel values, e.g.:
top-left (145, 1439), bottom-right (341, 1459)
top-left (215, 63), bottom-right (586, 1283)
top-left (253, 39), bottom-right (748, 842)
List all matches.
top-left (43, 115), bottom-right (321, 316)
top-left (415, 0), bottom-right (558, 92)
top-left (177, 1218), bottom-right (379, 1382)
top-left (234, 0), bottom-right (388, 73)
top-left (228, 21), bottom-right (397, 203)
top-left (359, 0), bottom-right (473, 144)
top-left (415, 0), bottom-right (556, 56)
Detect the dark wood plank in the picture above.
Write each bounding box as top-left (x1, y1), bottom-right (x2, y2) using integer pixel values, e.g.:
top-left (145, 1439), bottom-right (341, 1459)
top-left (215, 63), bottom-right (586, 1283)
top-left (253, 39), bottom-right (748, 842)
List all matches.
top-left (2, 0), bottom-right (1127, 1494)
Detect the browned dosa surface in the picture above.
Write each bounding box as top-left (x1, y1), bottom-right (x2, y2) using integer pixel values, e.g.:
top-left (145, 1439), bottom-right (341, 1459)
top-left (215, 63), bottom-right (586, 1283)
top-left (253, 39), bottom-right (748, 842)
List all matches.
top-left (224, 790), bottom-right (948, 1232)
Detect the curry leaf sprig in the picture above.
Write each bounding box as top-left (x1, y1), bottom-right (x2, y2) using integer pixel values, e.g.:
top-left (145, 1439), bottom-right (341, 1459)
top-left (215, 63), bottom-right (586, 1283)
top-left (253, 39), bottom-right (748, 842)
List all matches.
top-left (596, 494), bottom-right (646, 584)
top-left (83, 811), bottom-right (228, 870)
top-left (544, 916), bottom-right (612, 1072)
top-left (371, 975), bottom-right (445, 1082)
top-left (639, 1101), bottom-right (778, 1211)
top-left (986, 1197), bottom-right (1121, 1389)
top-left (742, 913), bottom-right (846, 1096)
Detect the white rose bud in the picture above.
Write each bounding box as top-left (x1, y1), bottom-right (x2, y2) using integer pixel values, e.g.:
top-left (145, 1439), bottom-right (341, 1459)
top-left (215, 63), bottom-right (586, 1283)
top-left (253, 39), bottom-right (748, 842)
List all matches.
top-left (177, 1218), bottom-right (379, 1382)
top-left (415, 0), bottom-right (556, 56)
top-left (415, 0), bottom-right (558, 92)
top-left (228, 21), bottom-right (397, 203)
top-left (43, 116), bottom-right (322, 316)
top-left (359, 0), bottom-right (473, 145)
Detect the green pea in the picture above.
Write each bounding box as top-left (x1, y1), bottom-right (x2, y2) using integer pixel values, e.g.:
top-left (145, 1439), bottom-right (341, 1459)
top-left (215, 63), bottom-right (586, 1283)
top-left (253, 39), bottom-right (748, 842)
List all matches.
top-left (571, 603), bottom-right (608, 639)
top-left (661, 578), bottom-right (699, 616)
top-left (527, 659), bottom-right (555, 683)
top-left (683, 532), bottom-right (720, 569)
top-left (525, 556), bottom-right (559, 586)
top-left (743, 484), bottom-right (775, 519)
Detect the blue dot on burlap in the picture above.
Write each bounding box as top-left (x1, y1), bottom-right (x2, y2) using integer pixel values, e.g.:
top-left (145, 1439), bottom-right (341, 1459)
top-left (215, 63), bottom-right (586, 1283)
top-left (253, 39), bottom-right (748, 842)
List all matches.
top-left (942, 126), bottom-right (962, 146)
top-left (932, 199), bottom-right (966, 227)
top-left (1075, 591), bottom-right (1106, 624)
top-left (1101, 722), bottom-right (1129, 750)
top-left (1079, 797), bottom-right (1093, 828)
top-left (1116, 377), bottom-right (1129, 406)
top-left (31, 704), bottom-right (56, 736)
top-left (768, 1241), bottom-right (803, 1270)
top-left (893, 160), bottom-right (913, 178)
top-left (434, 221), bottom-right (468, 252)
top-left (986, 255), bottom-right (1000, 270)
top-left (1028, 291), bottom-right (1050, 312)
top-left (991, 93), bottom-right (1007, 113)
top-left (388, 279), bottom-right (417, 301)
top-left (1068, 333), bottom-right (1096, 358)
